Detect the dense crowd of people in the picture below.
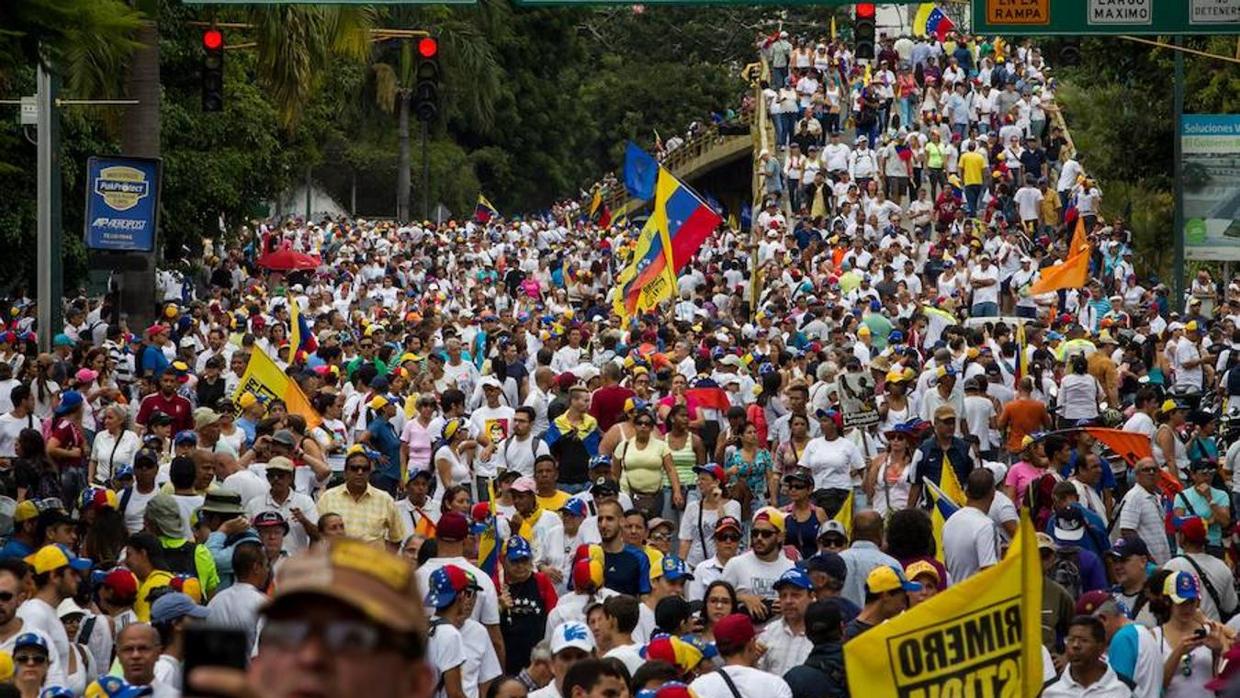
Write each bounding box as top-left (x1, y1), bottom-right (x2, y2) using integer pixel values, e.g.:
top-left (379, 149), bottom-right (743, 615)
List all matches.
top-left (0, 23), bottom-right (1236, 698)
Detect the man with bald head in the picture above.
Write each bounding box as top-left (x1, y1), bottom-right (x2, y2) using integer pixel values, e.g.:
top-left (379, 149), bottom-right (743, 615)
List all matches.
top-left (118, 623), bottom-right (178, 698)
top-left (942, 469), bottom-right (1002, 583)
top-left (838, 510), bottom-right (901, 608)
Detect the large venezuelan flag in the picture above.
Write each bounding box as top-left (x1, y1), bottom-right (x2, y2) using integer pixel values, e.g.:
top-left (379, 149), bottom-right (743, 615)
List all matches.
top-left (231, 349), bottom-right (322, 429)
top-left (614, 168), bottom-right (722, 321)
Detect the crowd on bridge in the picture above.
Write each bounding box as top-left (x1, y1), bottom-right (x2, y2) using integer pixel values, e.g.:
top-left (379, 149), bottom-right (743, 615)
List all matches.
top-left (0, 22), bottom-right (1236, 698)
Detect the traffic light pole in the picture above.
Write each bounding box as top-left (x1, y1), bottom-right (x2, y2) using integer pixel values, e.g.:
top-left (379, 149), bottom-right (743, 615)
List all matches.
top-left (422, 118), bottom-right (430, 221)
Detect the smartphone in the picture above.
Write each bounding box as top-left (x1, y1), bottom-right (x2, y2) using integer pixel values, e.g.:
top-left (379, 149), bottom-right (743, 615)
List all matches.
top-left (183, 627), bottom-right (249, 697)
top-left (1194, 628), bottom-right (1208, 639)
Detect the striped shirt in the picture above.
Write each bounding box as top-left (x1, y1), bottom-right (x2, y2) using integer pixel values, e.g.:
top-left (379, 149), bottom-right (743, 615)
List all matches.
top-left (1118, 483), bottom-right (1171, 564)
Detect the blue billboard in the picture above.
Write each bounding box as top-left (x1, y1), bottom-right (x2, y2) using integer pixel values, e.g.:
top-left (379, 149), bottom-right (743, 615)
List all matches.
top-left (84, 156), bottom-right (162, 252)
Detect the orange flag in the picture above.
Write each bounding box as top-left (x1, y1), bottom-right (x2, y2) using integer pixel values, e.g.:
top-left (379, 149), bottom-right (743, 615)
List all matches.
top-left (1029, 246), bottom-right (1090, 295)
top-left (1082, 427), bottom-right (1152, 466)
top-left (1069, 216), bottom-right (1088, 257)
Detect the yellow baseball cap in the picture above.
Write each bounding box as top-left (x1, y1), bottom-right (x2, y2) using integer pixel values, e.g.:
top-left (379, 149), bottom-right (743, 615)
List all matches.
top-left (237, 393), bottom-right (258, 409)
top-left (25, 544), bottom-right (92, 575)
top-left (368, 395), bottom-right (390, 411)
top-left (14, 500), bottom-right (38, 523)
top-left (752, 506), bottom-right (786, 533)
top-left (866, 565), bottom-right (923, 594)
top-left (0, 651), bottom-right (12, 682)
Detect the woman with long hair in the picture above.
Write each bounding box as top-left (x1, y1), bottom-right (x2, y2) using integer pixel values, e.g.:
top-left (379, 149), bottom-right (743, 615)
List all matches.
top-left (697, 580), bottom-right (738, 644)
top-left (30, 353), bottom-right (60, 420)
top-left (14, 428), bottom-right (59, 501)
top-left (78, 486), bottom-right (128, 567)
top-left (88, 404), bottom-right (140, 487)
top-left (214, 399), bottom-right (245, 455)
top-left (725, 420), bottom-right (777, 518)
top-left (434, 418), bottom-right (476, 497)
top-left (866, 421), bottom-right (919, 515)
top-left (775, 413), bottom-right (812, 480)
top-left (1156, 571), bottom-right (1222, 696)
top-left (664, 404), bottom-right (704, 518)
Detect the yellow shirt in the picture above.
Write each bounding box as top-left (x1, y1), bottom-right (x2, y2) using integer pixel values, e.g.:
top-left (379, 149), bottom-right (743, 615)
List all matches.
top-left (318, 484), bottom-right (405, 545)
top-left (960, 151), bottom-right (987, 186)
top-left (618, 437), bottom-right (672, 494)
top-left (535, 490), bottom-right (570, 512)
top-left (136, 570), bottom-right (174, 622)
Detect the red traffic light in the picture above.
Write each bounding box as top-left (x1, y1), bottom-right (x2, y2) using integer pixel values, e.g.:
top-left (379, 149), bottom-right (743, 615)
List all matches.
top-left (855, 3), bottom-right (875, 19)
top-left (417, 37), bottom-right (438, 59)
top-left (203, 28), bottom-right (224, 51)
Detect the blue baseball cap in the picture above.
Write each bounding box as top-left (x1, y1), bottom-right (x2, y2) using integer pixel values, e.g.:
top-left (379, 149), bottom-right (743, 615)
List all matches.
top-left (149, 592), bottom-right (209, 625)
top-left (559, 497), bottom-right (589, 518)
top-left (424, 564), bottom-right (481, 608)
top-left (659, 555), bottom-right (694, 582)
top-left (173, 430), bottom-right (199, 446)
top-left (889, 330), bottom-right (905, 344)
top-left (53, 390), bottom-right (83, 416)
top-left (40, 688), bottom-right (76, 698)
top-left (773, 567), bottom-right (814, 591)
top-left (505, 536), bottom-right (533, 562)
top-left (13, 633), bottom-right (48, 652)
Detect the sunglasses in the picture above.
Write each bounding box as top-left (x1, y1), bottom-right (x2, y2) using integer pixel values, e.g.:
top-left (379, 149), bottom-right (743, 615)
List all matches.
top-left (786, 481), bottom-right (808, 490)
top-left (635, 421), bottom-right (654, 427)
top-left (346, 465), bottom-right (372, 474)
top-left (715, 533), bottom-right (741, 543)
top-left (0, 591), bottom-right (15, 603)
top-left (752, 528), bottom-right (780, 539)
top-left (13, 654), bottom-right (46, 665)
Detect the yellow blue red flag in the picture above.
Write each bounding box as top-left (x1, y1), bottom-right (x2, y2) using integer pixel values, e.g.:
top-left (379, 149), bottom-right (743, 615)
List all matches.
top-left (613, 167), bottom-right (722, 322)
top-left (232, 349), bottom-right (322, 430)
top-left (287, 296), bottom-right (316, 363)
top-left (474, 194), bottom-right (500, 223)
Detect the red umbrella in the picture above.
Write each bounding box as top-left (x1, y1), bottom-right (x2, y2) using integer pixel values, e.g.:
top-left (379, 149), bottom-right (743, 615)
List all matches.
top-left (257, 249), bottom-right (322, 272)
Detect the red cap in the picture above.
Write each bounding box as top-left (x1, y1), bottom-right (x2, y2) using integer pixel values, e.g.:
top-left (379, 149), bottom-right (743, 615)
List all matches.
top-left (470, 501), bottom-right (491, 523)
top-left (102, 568), bottom-right (139, 599)
top-left (1074, 590), bottom-right (1115, 616)
top-left (1180, 517), bottom-right (1207, 545)
top-left (436, 512), bottom-right (469, 541)
top-left (712, 613), bottom-right (756, 653)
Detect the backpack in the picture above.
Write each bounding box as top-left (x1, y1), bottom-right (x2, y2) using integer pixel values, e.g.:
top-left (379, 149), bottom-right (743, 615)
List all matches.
top-left (1049, 547), bottom-right (1083, 600)
top-left (162, 540), bottom-right (199, 577)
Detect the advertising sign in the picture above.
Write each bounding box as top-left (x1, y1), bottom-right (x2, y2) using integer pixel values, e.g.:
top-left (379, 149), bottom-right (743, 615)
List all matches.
top-left (1182, 115), bottom-right (1240, 261)
top-left (84, 156), bottom-right (161, 252)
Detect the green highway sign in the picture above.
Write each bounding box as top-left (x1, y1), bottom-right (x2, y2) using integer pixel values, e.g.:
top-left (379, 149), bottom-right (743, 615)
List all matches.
top-left (973, 0), bottom-right (1240, 35)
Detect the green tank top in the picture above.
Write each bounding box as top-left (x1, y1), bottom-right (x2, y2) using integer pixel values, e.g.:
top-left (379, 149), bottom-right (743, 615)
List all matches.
top-left (669, 435), bottom-right (697, 487)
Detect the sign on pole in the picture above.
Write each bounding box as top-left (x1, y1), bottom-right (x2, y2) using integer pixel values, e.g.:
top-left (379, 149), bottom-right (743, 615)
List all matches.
top-left (973, 0), bottom-right (1240, 34)
top-left (1183, 115), bottom-right (1240, 261)
top-left (84, 156), bottom-right (162, 252)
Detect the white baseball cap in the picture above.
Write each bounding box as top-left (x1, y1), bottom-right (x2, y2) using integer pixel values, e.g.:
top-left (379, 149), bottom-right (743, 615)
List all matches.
top-left (549, 621), bottom-right (595, 654)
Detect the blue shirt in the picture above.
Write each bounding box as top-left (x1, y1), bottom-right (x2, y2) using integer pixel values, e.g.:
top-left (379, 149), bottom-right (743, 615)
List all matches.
top-left (367, 415), bottom-right (402, 481)
top-left (1175, 486), bottom-right (1230, 545)
top-left (1107, 623), bottom-right (1142, 684)
top-left (839, 541), bottom-right (902, 608)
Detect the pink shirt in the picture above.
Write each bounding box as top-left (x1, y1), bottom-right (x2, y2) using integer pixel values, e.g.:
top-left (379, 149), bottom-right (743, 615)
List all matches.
top-left (400, 418), bottom-right (436, 473)
top-left (1004, 460), bottom-right (1047, 503)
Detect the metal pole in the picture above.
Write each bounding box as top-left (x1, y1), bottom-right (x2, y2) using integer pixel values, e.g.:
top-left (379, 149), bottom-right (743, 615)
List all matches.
top-left (421, 119), bottom-right (430, 220)
top-left (1173, 36), bottom-right (1186, 311)
top-left (36, 62), bottom-right (62, 354)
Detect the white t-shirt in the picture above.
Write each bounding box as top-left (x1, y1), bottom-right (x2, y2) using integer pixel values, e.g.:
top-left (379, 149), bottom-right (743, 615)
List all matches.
top-left (459, 618), bottom-right (502, 698)
top-left (17, 598), bottom-right (71, 667)
top-left (468, 405), bottom-right (515, 478)
top-left (0, 411), bottom-right (40, 459)
top-left (0, 624), bottom-right (67, 688)
top-left (223, 469), bottom-right (270, 508)
top-left (689, 665), bottom-right (793, 698)
top-left (962, 395), bottom-right (996, 452)
top-left (799, 436), bottom-right (865, 491)
top-left (426, 618), bottom-right (466, 698)
top-left (720, 551), bottom-right (795, 600)
top-left (1014, 187), bottom-right (1043, 221)
top-left (122, 484), bottom-right (160, 534)
top-left (941, 506), bottom-right (1001, 583)
top-left (970, 264), bottom-right (1000, 305)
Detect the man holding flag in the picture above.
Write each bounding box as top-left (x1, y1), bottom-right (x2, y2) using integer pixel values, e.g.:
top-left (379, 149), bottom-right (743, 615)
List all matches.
top-left (940, 469), bottom-right (1002, 583)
